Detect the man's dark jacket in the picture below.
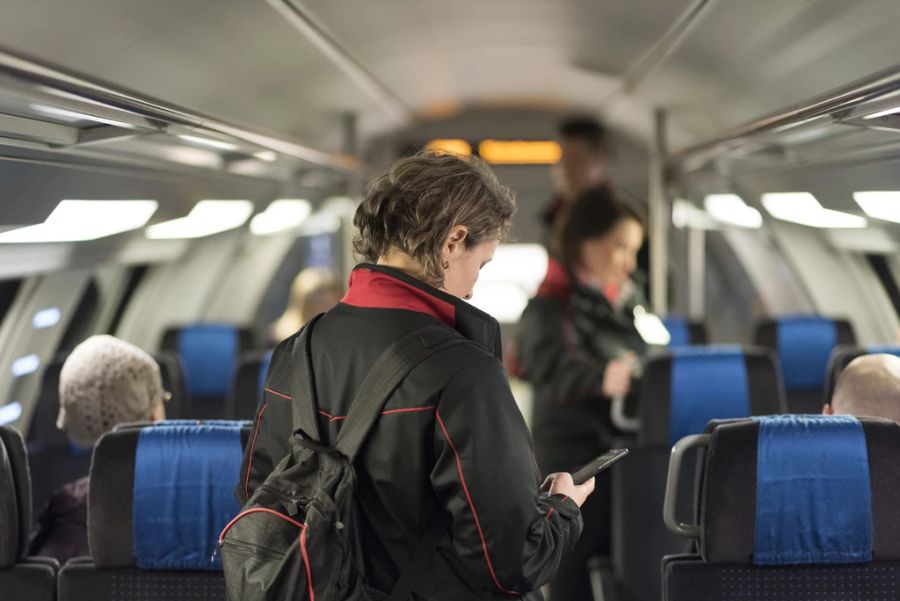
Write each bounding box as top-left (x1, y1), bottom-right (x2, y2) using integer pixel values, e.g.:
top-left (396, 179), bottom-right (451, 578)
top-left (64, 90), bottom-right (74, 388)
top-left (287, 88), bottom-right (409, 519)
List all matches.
top-left (238, 264), bottom-right (582, 600)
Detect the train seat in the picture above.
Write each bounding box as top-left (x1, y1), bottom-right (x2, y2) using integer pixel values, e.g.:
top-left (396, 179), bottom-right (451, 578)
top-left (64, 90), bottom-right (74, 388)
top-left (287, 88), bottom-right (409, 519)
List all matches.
top-left (26, 352), bottom-right (188, 522)
top-left (58, 421), bottom-right (249, 601)
top-left (755, 316), bottom-right (856, 413)
top-left (161, 324), bottom-right (255, 420)
top-left (664, 415), bottom-right (900, 601)
top-left (662, 317), bottom-right (708, 347)
top-left (0, 426), bottom-right (57, 601)
top-left (824, 344), bottom-right (900, 402)
top-left (612, 346), bottom-right (784, 601)
top-left (227, 350), bottom-right (273, 421)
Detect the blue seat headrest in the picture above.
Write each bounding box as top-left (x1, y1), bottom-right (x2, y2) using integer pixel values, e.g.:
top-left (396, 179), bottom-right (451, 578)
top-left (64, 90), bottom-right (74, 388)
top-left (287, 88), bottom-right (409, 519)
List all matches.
top-left (663, 317), bottom-right (692, 347)
top-left (668, 346), bottom-right (752, 445)
top-left (776, 316), bottom-right (837, 390)
top-left (754, 415), bottom-right (872, 565)
top-left (132, 422), bottom-right (243, 570)
top-left (177, 325), bottom-right (240, 398)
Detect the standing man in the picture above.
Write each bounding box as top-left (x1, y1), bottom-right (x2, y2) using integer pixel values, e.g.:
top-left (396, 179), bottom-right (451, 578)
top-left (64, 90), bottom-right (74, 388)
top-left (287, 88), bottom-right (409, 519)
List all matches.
top-left (542, 116), bottom-right (609, 242)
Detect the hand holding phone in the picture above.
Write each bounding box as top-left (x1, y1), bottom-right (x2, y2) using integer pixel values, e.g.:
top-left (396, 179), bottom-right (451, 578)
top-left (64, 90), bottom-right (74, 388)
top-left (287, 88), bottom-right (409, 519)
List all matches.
top-left (570, 449), bottom-right (629, 485)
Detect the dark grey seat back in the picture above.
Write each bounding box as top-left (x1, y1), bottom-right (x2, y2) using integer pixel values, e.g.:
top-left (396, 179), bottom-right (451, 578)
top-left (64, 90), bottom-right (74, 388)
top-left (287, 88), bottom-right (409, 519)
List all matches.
top-left (226, 350), bottom-right (272, 420)
top-left (0, 426), bottom-right (57, 601)
top-left (664, 417), bottom-right (900, 601)
top-left (613, 347), bottom-right (783, 601)
top-left (58, 422), bottom-right (250, 601)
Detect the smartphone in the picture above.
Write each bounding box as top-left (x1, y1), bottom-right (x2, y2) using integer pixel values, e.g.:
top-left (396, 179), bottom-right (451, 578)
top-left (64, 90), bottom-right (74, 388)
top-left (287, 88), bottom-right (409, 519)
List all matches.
top-left (571, 449), bottom-right (629, 485)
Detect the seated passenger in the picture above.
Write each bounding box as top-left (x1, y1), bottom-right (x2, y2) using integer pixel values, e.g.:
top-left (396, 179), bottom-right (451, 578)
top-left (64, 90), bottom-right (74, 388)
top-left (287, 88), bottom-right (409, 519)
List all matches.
top-left (517, 186), bottom-right (646, 601)
top-left (824, 353), bottom-right (900, 421)
top-left (29, 335), bottom-right (167, 564)
top-left (269, 267), bottom-right (343, 345)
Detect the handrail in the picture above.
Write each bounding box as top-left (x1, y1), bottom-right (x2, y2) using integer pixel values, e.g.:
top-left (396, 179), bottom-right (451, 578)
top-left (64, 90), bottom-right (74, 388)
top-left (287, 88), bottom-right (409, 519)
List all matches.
top-left (268, 0), bottom-right (414, 124)
top-left (668, 63), bottom-right (900, 166)
top-left (0, 46), bottom-right (359, 172)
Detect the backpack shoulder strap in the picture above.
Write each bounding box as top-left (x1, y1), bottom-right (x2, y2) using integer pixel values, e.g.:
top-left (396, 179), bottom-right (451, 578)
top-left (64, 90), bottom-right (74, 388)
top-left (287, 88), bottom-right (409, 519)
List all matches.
top-left (334, 325), bottom-right (467, 460)
top-left (290, 314), bottom-right (324, 443)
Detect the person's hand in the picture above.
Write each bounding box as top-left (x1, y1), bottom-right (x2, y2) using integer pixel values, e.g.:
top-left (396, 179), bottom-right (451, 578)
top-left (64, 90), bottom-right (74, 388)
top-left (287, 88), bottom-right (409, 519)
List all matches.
top-left (602, 353), bottom-right (637, 398)
top-left (540, 472), bottom-right (595, 507)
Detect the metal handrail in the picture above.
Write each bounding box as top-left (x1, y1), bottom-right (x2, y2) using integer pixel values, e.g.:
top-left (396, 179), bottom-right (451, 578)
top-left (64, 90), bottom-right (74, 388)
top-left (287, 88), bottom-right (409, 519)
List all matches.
top-left (663, 433), bottom-right (710, 538)
top-left (0, 46), bottom-right (358, 172)
top-left (668, 63), bottom-right (900, 165)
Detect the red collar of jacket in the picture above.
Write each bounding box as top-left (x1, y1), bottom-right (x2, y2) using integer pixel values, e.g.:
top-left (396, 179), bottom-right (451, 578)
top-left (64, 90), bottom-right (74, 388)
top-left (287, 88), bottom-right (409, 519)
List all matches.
top-left (342, 264), bottom-right (457, 327)
top-left (536, 259), bottom-right (573, 301)
top-left (537, 259), bottom-right (621, 305)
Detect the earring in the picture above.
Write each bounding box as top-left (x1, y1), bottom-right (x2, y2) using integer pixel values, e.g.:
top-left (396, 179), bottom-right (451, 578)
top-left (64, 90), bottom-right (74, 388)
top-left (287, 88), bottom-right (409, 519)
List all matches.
top-left (442, 260), bottom-right (449, 269)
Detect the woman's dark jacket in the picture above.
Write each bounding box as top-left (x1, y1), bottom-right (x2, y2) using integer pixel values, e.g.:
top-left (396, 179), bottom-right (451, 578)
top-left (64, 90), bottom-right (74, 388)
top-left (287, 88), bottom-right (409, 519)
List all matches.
top-left (516, 260), bottom-right (647, 468)
top-left (238, 264), bottom-right (582, 600)
top-left (29, 476), bottom-right (89, 565)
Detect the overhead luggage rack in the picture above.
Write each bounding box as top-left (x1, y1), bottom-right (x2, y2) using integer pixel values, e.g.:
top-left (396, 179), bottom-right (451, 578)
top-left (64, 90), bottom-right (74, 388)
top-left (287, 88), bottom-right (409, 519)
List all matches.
top-left (0, 46), bottom-right (359, 176)
top-left (667, 62), bottom-right (900, 174)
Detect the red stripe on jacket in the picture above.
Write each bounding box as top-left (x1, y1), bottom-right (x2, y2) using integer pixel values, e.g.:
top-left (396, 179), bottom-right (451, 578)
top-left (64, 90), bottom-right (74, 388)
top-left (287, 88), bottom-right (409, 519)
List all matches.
top-left (435, 409), bottom-right (520, 596)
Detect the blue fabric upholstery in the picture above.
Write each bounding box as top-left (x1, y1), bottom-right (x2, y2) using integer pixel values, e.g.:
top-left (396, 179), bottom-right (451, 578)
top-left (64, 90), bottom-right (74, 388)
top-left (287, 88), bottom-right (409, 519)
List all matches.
top-left (177, 325), bottom-right (239, 398)
top-left (668, 346), bottom-right (751, 445)
top-left (754, 415), bottom-right (872, 566)
top-left (132, 423), bottom-right (243, 570)
top-left (664, 318), bottom-right (692, 347)
top-left (776, 317), bottom-right (837, 390)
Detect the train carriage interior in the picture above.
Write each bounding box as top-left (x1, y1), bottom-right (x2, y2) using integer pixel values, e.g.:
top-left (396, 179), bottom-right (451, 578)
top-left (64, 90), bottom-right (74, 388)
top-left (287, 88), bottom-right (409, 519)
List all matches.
top-left (2, 1), bottom-right (900, 600)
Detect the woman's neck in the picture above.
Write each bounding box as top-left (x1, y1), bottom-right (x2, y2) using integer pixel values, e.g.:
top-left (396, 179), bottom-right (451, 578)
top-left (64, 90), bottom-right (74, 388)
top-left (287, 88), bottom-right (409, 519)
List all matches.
top-left (376, 248), bottom-right (423, 279)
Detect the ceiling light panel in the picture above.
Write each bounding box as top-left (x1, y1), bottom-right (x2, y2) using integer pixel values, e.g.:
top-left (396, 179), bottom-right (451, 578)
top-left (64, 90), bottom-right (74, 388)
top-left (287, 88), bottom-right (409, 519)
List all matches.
top-left (673, 199), bottom-right (719, 230)
top-left (250, 199), bottom-right (312, 235)
top-left (762, 192), bottom-right (866, 228)
top-left (0, 200), bottom-right (158, 243)
top-left (146, 200), bottom-right (254, 239)
top-left (853, 191), bottom-right (900, 224)
top-left (703, 194), bottom-right (762, 229)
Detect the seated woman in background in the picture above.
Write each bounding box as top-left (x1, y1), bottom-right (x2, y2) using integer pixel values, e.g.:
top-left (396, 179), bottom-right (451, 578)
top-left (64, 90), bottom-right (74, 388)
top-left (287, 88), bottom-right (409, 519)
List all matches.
top-left (29, 335), bottom-right (167, 564)
top-left (516, 186), bottom-right (647, 601)
top-left (268, 267), bottom-right (343, 345)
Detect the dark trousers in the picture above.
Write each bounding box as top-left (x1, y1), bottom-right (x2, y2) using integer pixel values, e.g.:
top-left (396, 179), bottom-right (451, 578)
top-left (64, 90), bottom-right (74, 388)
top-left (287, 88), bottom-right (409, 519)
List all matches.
top-left (535, 437), bottom-right (611, 601)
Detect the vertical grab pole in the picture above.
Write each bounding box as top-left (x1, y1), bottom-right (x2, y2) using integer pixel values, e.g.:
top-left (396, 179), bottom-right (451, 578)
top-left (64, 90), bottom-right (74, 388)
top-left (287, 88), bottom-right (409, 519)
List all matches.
top-left (650, 108), bottom-right (670, 315)
top-left (688, 226), bottom-right (706, 320)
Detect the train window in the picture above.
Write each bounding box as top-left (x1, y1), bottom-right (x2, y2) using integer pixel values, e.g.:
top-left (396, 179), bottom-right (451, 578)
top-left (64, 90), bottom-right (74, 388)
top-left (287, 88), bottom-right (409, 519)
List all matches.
top-left (57, 278), bottom-right (100, 353)
top-left (470, 244), bottom-right (548, 323)
top-left (107, 265), bottom-right (148, 335)
top-left (867, 255), bottom-right (900, 319)
top-left (0, 278), bottom-right (22, 325)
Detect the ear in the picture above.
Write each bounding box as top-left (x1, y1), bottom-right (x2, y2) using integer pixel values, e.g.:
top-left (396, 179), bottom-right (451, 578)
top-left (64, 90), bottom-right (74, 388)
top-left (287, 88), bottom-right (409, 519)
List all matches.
top-left (822, 403), bottom-right (833, 415)
top-left (442, 226), bottom-right (469, 261)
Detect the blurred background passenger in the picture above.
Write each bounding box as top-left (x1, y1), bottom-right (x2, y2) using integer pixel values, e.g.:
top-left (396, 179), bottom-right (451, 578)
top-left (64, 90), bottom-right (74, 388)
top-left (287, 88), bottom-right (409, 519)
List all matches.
top-left (824, 353), bottom-right (900, 421)
top-left (517, 186), bottom-right (646, 601)
top-left (29, 335), bottom-right (167, 564)
top-left (269, 266), bottom-right (343, 344)
top-left (542, 116), bottom-right (609, 239)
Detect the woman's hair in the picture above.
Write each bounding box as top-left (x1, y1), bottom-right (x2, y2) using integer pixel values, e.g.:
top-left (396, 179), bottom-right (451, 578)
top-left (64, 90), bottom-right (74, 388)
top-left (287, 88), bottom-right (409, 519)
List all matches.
top-left (558, 186), bottom-right (645, 269)
top-left (270, 267), bottom-right (343, 342)
top-left (353, 151), bottom-right (516, 287)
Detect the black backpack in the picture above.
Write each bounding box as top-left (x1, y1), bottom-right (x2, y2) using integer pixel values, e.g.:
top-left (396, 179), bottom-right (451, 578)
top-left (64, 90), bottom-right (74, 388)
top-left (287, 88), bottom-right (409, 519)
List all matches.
top-left (219, 315), bottom-right (464, 601)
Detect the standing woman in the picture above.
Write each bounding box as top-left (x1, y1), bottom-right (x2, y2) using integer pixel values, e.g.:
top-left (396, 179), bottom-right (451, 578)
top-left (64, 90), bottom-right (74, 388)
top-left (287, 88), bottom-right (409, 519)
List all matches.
top-left (516, 186), bottom-right (647, 601)
top-left (241, 151), bottom-right (594, 600)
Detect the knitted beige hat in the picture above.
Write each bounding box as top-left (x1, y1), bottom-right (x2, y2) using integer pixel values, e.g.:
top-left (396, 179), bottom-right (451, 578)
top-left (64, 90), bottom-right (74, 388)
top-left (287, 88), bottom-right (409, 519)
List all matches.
top-left (57, 335), bottom-right (165, 448)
